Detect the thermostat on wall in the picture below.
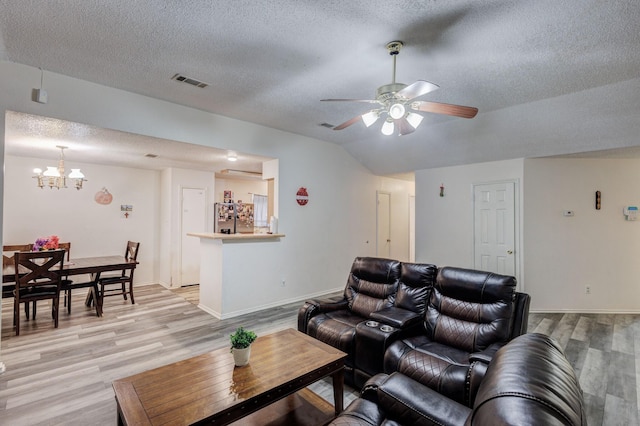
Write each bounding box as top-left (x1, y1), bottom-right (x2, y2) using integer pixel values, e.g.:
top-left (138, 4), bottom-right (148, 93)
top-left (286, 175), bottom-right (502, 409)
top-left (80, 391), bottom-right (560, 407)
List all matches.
top-left (623, 206), bottom-right (638, 221)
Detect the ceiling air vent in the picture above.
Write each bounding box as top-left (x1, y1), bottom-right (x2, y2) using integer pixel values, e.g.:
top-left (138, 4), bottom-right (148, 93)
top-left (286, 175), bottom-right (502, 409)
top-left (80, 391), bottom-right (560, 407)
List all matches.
top-left (145, 153), bottom-right (158, 158)
top-left (320, 122), bottom-right (335, 129)
top-left (171, 73), bottom-right (209, 88)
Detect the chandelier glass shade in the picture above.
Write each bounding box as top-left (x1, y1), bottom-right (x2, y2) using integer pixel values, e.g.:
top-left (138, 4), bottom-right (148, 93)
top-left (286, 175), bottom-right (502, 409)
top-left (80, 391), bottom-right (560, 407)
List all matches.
top-left (33, 146), bottom-right (86, 190)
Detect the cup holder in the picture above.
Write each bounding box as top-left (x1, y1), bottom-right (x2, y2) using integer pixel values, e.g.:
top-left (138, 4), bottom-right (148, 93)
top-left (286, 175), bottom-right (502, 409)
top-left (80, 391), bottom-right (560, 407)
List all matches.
top-left (365, 320), bottom-right (379, 327)
top-left (380, 325), bottom-right (394, 333)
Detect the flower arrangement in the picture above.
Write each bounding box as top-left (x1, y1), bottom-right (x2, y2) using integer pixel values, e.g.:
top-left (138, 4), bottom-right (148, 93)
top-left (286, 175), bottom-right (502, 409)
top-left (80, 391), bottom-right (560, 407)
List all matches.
top-left (33, 235), bottom-right (59, 251)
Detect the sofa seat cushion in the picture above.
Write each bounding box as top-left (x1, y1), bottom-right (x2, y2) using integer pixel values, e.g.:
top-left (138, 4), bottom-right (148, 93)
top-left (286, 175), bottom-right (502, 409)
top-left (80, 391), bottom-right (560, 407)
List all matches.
top-left (307, 310), bottom-right (364, 365)
top-left (384, 336), bottom-right (473, 405)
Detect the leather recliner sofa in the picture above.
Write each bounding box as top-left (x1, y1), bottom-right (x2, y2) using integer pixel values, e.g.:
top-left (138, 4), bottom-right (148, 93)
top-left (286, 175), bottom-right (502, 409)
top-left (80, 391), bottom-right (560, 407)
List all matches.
top-left (328, 333), bottom-right (586, 426)
top-left (383, 266), bottom-right (531, 406)
top-left (298, 257), bottom-right (437, 387)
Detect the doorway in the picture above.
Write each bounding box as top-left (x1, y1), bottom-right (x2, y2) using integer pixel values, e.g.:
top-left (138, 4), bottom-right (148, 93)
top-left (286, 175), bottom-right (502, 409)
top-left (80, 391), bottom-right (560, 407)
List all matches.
top-left (180, 187), bottom-right (206, 287)
top-left (473, 181), bottom-right (517, 278)
top-left (376, 191), bottom-right (391, 258)
top-left (409, 195), bottom-right (415, 262)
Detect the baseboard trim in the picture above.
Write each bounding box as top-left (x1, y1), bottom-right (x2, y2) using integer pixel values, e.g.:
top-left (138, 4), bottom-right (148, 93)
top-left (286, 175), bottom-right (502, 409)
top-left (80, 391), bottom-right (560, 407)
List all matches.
top-left (206, 286), bottom-right (345, 320)
top-left (530, 309), bottom-right (640, 314)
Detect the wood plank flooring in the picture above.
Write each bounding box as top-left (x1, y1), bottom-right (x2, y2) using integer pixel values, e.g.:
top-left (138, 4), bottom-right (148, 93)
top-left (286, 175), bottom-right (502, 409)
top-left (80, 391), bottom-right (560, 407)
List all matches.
top-left (0, 285), bottom-right (637, 425)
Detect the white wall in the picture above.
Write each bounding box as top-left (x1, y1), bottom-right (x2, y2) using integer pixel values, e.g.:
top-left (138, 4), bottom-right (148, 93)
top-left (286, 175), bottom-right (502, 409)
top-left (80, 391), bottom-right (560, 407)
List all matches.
top-left (0, 61), bottom-right (413, 321)
top-left (215, 178), bottom-right (268, 202)
top-left (524, 158), bottom-right (640, 313)
top-left (3, 155), bottom-right (158, 284)
top-left (415, 158), bottom-right (524, 274)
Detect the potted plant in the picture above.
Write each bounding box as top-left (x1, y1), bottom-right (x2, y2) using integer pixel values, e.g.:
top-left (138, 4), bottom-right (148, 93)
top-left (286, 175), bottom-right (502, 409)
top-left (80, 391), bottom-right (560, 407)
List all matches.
top-left (230, 327), bottom-right (257, 366)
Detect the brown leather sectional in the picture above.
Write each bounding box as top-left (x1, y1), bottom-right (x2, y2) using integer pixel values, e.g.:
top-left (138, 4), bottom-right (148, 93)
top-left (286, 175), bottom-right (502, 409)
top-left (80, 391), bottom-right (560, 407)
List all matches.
top-left (328, 333), bottom-right (586, 425)
top-left (298, 257), bottom-right (530, 395)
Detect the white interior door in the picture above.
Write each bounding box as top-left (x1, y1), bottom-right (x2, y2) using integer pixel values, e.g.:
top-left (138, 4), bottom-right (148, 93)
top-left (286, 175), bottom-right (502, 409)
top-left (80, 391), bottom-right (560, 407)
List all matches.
top-left (473, 182), bottom-right (516, 276)
top-left (181, 187), bottom-right (206, 286)
top-left (376, 191), bottom-right (391, 258)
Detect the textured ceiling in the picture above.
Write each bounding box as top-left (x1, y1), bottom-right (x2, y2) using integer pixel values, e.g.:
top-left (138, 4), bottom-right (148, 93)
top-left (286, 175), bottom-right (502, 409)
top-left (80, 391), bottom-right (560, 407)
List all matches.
top-left (2, 1), bottom-right (640, 176)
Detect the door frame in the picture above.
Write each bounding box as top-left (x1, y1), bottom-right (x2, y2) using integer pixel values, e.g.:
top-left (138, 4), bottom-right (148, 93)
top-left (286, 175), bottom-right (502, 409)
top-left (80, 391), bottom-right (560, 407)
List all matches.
top-left (179, 186), bottom-right (207, 287)
top-left (376, 191), bottom-right (391, 258)
top-left (471, 179), bottom-right (521, 290)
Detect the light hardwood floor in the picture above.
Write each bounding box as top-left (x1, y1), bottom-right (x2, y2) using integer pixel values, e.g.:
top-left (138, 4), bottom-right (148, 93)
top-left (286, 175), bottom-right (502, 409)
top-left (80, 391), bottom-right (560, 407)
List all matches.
top-left (0, 285), bottom-right (637, 425)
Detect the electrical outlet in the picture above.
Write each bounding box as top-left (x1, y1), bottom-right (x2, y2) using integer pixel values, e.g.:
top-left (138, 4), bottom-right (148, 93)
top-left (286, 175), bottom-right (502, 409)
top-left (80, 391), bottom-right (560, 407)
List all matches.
top-left (585, 286), bottom-right (591, 294)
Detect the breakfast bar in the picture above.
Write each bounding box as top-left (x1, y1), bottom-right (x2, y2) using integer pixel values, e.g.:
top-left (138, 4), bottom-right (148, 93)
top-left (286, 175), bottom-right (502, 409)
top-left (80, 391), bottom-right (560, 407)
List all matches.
top-left (187, 232), bottom-right (285, 319)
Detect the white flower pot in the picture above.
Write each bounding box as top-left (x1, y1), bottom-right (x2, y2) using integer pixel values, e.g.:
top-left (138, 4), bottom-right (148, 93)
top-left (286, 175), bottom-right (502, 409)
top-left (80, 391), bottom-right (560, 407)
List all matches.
top-left (232, 346), bottom-right (251, 366)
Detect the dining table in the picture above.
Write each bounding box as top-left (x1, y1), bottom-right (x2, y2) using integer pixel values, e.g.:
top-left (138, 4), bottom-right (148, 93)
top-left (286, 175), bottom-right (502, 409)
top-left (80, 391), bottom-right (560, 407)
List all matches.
top-left (2, 255), bottom-right (138, 316)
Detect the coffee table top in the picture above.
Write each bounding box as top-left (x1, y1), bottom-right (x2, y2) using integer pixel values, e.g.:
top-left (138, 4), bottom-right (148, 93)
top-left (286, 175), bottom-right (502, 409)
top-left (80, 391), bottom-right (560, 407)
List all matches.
top-left (112, 328), bottom-right (346, 425)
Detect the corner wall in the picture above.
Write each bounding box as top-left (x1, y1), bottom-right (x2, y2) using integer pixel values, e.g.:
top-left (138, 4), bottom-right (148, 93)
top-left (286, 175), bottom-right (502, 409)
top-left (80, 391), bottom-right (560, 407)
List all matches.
top-left (523, 158), bottom-right (640, 312)
top-left (414, 158), bottom-right (524, 279)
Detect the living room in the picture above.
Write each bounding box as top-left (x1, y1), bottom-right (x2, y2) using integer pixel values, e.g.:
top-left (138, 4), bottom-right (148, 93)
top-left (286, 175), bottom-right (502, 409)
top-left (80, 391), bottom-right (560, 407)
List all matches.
top-left (2, 2), bottom-right (640, 424)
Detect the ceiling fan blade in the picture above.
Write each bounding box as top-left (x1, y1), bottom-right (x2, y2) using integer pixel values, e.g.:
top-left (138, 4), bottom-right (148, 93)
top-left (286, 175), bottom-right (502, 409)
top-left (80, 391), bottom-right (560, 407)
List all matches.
top-left (321, 98), bottom-right (379, 104)
top-left (412, 101), bottom-right (478, 118)
top-left (332, 114), bottom-right (364, 130)
top-left (396, 80), bottom-right (439, 100)
top-left (397, 118), bottom-right (416, 136)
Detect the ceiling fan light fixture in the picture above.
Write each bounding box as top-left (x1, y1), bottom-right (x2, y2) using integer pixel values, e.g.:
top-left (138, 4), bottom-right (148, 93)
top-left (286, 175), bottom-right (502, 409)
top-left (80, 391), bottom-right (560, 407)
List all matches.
top-left (361, 110), bottom-right (379, 127)
top-left (388, 103), bottom-right (405, 120)
top-left (406, 112), bottom-right (424, 129)
top-left (381, 119), bottom-right (395, 136)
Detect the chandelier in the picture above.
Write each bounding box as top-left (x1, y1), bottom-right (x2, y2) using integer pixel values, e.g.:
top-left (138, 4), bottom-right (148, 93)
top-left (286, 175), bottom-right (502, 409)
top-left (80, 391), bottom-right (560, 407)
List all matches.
top-left (33, 146), bottom-right (87, 190)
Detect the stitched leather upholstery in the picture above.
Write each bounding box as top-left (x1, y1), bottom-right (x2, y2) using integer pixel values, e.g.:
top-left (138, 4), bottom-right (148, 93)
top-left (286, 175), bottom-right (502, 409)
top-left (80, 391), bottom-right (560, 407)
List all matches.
top-left (329, 333), bottom-right (586, 426)
top-left (384, 266), bottom-right (525, 406)
top-left (301, 257), bottom-right (401, 385)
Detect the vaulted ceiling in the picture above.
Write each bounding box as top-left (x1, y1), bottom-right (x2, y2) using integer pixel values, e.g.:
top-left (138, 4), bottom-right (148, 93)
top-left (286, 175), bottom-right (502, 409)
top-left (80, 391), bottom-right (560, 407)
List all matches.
top-left (2, 1), bottom-right (640, 176)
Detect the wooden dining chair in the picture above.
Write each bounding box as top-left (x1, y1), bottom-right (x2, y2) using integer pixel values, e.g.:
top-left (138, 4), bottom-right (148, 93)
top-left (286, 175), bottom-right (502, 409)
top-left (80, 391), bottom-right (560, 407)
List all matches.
top-left (31, 243), bottom-right (72, 314)
top-left (98, 241), bottom-right (140, 305)
top-left (54, 242), bottom-right (78, 313)
top-left (3, 244), bottom-right (33, 298)
top-left (3, 244), bottom-right (33, 268)
top-left (13, 249), bottom-right (65, 336)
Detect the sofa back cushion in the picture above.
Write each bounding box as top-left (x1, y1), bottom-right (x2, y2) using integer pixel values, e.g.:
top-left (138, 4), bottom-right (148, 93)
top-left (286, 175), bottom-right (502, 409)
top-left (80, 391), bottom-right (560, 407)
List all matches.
top-left (346, 257), bottom-right (400, 318)
top-left (394, 262), bottom-right (437, 315)
top-left (471, 333), bottom-right (586, 425)
top-left (426, 266), bottom-right (516, 352)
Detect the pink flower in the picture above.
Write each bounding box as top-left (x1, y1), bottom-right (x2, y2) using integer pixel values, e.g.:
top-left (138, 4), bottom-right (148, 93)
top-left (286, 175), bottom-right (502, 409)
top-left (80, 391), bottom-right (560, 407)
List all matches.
top-left (34, 235), bottom-right (59, 250)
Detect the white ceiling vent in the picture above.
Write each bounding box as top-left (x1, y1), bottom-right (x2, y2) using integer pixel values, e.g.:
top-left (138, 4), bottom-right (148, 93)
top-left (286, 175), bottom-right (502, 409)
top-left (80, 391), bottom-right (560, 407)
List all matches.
top-left (171, 73), bottom-right (209, 88)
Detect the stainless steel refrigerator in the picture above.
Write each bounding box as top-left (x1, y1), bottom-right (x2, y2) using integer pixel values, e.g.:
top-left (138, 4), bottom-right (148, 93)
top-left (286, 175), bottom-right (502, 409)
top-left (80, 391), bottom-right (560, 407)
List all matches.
top-left (215, 203), bottom-right (254, 234)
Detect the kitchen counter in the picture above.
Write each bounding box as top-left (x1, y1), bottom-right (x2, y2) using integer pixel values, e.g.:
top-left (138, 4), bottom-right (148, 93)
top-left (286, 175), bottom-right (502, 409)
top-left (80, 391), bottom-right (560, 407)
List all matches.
top-left (187, 231), bottom-right (285, 318)
top-left (187, 232), bottom-right (285, 241)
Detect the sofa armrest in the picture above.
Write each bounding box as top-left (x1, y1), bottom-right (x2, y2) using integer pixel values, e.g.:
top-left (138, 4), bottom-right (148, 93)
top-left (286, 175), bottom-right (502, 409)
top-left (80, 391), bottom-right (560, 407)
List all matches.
top-left (376, 372), bottom-right (471, 425)
top-left (297, 298), bottom-right (348, 333)
top-left (469, 342), bottom-right (504, 364)
top-left (369, 307), bottom-right (422, 329)
top-left (511, 292), bottom-right (531, 338)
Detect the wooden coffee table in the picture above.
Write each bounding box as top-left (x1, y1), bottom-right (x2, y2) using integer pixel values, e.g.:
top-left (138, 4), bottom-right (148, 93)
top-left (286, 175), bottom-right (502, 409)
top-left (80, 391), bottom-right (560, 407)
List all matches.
top-left (112, 328), bottom-right (347, 425)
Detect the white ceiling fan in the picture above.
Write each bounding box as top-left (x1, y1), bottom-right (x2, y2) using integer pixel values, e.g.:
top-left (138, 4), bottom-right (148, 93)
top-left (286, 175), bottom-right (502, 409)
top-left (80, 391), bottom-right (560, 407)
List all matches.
top-left (322, 41), bottom-right (478, 136)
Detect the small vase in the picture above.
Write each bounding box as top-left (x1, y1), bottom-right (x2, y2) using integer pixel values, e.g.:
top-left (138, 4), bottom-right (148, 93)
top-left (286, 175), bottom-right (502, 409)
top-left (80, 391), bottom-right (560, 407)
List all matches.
top-left (232, 346), bottom-right (251, 367)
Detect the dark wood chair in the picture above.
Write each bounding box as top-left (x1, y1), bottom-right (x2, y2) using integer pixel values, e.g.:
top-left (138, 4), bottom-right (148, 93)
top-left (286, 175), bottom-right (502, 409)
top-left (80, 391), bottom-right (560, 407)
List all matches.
top-left (3, 244), bottom-right (33, 268)
top-left (56, 242), bottom-right (76, 313)
top-left (3, 244), bottom-right (33, 298)
top-left (98, 241), bottom-right (140, 304)
top-left (13, 249), bottom-right (65, 335)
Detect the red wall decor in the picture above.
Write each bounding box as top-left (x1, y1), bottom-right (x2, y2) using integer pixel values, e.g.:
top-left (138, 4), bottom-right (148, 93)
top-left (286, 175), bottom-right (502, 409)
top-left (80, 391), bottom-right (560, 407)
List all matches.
top-left (296, 187), bottom-right (309, 206)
